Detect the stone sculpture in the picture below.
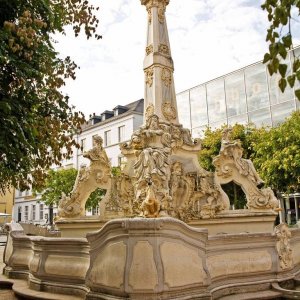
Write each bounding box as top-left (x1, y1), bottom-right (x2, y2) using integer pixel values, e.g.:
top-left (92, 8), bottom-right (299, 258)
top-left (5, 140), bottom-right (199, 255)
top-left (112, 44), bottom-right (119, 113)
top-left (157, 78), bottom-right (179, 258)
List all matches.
top-left (213, 127), bottom-right (279, 211)
top-left (274, 223), bottom-right (293, 269)
top-left (58, 136), bottom-right (111, 218)
top-left (57, 0), bottom-right (278, 223)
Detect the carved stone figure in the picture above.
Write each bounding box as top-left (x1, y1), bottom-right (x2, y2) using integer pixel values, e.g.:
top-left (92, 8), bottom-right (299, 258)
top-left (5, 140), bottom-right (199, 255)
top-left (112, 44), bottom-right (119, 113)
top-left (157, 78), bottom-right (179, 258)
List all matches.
top-left (140, 183), bottom-right (161, 218)
top-left (58, 136), bottom-right (111, 218)
top-left (274, 223), bottom-right (293, 269)
top-left (213, 127), bottom-right (279, 211)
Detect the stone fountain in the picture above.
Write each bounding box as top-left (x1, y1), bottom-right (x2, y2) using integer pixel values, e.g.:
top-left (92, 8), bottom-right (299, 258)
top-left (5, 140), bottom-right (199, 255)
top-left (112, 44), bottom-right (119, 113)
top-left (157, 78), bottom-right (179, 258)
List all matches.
top-left (2, 1), bottom-right (300, 299)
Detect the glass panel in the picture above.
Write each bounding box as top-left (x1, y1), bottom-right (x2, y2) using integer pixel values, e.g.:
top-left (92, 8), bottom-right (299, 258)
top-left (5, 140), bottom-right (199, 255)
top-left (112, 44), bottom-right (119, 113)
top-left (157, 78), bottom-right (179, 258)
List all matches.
top-left (190, 85), bottom-right (208, 127)
top-left (268, 53), bottom-right (293, 105)
top-left (249, 108), bottom-right (272, 127)
top-left (228, 114), bottom-right (248, 126)
top-left (245, 64), bottom-right (269, 112)
top-left (225, 71), bottom-right (247, 117)
top-left (176, 91), bottom-right (191, 129)
top-left (207, 79), bottom-right (226, 123)
top-left (271, 101), bottom-right (295, 126)
top-left (209, 120), bottom-right (227, 130)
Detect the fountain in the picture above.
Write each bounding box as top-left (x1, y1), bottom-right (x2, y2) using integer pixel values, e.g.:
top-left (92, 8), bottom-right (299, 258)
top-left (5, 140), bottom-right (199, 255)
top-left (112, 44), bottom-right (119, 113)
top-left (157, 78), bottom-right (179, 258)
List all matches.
top-left (2, 1), bottom-right (300, 299)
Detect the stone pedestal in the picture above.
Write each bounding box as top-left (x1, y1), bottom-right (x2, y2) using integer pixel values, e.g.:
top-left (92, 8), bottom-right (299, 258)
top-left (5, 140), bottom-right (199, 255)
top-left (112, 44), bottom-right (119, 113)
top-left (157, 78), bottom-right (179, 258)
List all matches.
top-left (188, 210), bottom-right (277, 235)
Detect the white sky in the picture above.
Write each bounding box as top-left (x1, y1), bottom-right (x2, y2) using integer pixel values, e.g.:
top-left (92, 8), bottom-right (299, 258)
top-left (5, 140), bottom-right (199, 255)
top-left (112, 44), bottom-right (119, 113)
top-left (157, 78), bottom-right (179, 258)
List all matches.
top-left (54, 0), bottom-right (300, 118)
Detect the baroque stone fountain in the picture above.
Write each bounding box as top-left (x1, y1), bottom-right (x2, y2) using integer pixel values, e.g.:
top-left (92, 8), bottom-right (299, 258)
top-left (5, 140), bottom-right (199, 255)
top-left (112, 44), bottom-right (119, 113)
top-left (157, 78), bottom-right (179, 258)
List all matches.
top-left (2, 1), bottom-right (300, 299)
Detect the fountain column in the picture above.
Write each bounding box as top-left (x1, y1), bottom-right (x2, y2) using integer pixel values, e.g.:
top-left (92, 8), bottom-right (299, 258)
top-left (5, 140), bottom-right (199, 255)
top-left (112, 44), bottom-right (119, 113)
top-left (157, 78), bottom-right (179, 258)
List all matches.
top-left (141, 0), bottom-right (179, 124)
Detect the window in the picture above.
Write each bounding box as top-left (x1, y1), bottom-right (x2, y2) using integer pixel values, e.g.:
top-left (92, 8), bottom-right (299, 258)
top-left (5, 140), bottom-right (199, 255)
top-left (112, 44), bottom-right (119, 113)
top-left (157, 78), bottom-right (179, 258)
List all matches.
top-left (80, 138), bottom-right (86, 152)
top-left (32, 205), bottom-right (36, 221)
top-left (92, 206), bottom-right (99, 215)
top-left (17, 207), bottom-right (22, 222)
top-left (39, 204), bottom-right (44, 220)
top-left (118, 126), bottom-right (125, 142)
top-left (207, 79), bottom-right (227, 123)
top-left (225, 71), bottom-right (247, 117)
top-left (245, 64), bottom-right (269, 112)
top-left (18, 190), bottom-right (22, 197)
top-left (25, 206), bottom-right (28, 221)
top-left (104, 130), bottom-right (111, 146)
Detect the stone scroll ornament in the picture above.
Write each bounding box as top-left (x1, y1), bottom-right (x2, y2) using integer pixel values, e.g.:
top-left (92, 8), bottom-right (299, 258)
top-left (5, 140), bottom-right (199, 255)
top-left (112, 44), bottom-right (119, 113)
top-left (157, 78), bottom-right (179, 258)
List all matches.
top-left (274, 223), bottom-right (293, 269)
top-left (58, 136), bottom-right (112, 218)
top-left (213, 127), bottom-right (279, 211)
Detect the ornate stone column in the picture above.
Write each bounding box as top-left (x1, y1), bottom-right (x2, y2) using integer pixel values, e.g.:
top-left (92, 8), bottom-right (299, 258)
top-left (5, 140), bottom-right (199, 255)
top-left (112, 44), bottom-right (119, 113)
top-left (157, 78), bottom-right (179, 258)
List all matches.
top-left (141, 0), bottom-right (179, 124)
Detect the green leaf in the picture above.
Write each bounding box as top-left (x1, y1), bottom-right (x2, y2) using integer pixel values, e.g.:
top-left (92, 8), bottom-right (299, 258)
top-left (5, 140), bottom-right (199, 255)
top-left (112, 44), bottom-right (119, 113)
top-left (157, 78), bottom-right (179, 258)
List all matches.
top-left (268, 63), bottom-right (275, 76)
top-left (278, 42), bottom-right (287, 59)
top-left (278, 63), bottom-right (287, 77)
top-left (295, 89), bottom-right (300, 101)
top-left (282, 34), bottom-right (292, 48)
top-left (278, 78), bottom-right (287, 92)
top-left (263, 53), bottom-right (271, 63)
top-left (287, 75), bottom-right (296, 88)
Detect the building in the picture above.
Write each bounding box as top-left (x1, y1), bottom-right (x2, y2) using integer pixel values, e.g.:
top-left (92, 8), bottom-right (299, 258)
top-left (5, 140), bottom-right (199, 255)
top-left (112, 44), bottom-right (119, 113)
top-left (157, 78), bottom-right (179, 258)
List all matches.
top-left (177, 47), bottom-right (300, 137)
top-left (13, 99), bottom-right (144, 224)
top-left (0, 188), bottom-right (14, 223)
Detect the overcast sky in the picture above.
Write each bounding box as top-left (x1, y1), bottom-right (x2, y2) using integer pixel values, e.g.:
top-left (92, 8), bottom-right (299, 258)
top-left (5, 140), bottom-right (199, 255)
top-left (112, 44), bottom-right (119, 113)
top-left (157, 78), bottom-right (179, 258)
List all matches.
top-left (54, 0), bottom-right (300, 118)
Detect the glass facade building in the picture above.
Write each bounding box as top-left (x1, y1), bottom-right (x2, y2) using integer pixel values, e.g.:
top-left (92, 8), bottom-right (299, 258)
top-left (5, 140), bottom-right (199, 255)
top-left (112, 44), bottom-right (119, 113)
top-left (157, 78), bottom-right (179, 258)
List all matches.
top-left (177, 47), bottom-right (300, 137)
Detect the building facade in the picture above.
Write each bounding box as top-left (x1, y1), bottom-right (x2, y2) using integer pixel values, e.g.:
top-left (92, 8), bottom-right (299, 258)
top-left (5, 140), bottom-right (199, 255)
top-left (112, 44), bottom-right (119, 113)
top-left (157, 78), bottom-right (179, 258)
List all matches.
top-left (13, 99), bottom-right (144, 224)
top-left (177, 47), bottom-right (300, 137)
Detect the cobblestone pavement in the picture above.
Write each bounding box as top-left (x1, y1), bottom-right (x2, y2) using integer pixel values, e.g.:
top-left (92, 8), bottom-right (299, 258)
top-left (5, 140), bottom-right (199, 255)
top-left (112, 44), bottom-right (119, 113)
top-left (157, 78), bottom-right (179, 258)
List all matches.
top-left (0, 235), bottom-right (20, 300)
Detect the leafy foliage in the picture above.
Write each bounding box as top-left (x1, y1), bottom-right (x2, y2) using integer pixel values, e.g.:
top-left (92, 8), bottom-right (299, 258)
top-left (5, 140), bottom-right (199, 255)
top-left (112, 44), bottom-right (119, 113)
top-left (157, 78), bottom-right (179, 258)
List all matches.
top-left (261, 0), bottom-right (300, 100)
top-left (34, 168), bottom-right (105, 210)
top-left (250, 111), bottom-right (300, 193)
top-left (0, 0), bottom-right (101, 193)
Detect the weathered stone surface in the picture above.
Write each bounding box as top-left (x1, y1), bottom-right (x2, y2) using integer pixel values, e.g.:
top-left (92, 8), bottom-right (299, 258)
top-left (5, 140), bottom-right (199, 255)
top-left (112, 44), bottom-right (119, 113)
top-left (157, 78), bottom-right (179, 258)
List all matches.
top-left (160, 241), bottom-right (205, 287)
top-left (87, 241), bottom-right (126, 288)
top-left (45, 255), bottom-right (89, 278)
top-left (207, 251), bottom-right (272, 278)
top-left (129, 241), bottom-right (158, 290)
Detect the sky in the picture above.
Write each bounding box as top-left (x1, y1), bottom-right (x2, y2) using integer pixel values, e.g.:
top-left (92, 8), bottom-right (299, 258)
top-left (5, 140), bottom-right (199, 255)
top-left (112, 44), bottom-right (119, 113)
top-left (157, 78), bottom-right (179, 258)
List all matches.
top-left (54, 0), bottom-right (300, 118)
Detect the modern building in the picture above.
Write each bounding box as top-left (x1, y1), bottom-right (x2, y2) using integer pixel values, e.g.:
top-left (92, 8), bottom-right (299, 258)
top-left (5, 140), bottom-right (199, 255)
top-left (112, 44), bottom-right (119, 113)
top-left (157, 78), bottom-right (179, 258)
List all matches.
top-left (13, 99), bottom-right (144, 224)
top-left (177, 47), bottom-right (300, 137)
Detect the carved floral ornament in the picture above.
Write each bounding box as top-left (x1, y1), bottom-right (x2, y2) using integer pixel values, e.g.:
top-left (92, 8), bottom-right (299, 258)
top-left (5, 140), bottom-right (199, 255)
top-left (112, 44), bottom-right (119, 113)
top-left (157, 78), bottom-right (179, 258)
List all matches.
top-left (146, 44), bottom-right (153, 55)
top-left (158, 44), bottom-right (170, 56)
top-left (146, 7), bottom-right (152, 24)
top-left (161, 67), bottom-right (172, 87)
top-left (145, 67), bottom-right (154, 87)
top-left (162, 101), bottom-right (176, 121)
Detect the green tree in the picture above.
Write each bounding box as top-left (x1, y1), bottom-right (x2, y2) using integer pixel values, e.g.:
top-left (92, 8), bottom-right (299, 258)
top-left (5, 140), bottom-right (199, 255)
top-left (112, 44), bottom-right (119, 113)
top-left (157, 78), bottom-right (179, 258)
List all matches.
top-left (250, 111), bottom-right (300, 194)
top-left (261, 0), bottom-right (300, 100)
top-left (0, 0), bottom-right (101, 193)
top-left (34, 168), bottom-right (105, 210)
